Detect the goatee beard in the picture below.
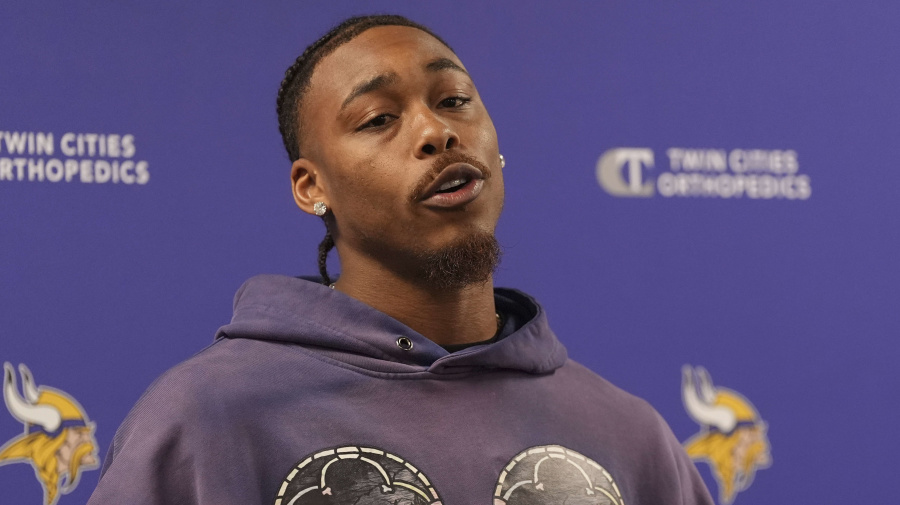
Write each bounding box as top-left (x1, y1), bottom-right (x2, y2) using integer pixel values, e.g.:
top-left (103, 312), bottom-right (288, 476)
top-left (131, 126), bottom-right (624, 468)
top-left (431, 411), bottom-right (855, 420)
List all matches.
top-left (413, 231), bottom-right (502, 290)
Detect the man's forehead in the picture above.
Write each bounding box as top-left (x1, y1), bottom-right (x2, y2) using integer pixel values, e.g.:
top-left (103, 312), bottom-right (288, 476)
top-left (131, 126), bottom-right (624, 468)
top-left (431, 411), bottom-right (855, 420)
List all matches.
top-left (310, 25), bottom-right (464, 100)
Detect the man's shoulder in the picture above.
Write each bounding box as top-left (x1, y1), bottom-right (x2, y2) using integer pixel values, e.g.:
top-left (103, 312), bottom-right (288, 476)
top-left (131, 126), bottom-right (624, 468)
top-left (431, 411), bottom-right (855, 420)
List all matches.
top-left (125, 338), bottom-right (316, 424)
top-left (555, 358), bottom-right (669, 429)
top-left (147, 338), bottom-right (271, 390)
top-left (551, 359), bottom-right (713, 502)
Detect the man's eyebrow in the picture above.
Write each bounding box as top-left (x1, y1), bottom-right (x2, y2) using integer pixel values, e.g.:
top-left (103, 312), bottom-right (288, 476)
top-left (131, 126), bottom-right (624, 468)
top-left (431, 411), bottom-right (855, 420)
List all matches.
top-left (425, 57), bottom-right (468, 75)
top-left (340, 72), bottom-right (399, 111)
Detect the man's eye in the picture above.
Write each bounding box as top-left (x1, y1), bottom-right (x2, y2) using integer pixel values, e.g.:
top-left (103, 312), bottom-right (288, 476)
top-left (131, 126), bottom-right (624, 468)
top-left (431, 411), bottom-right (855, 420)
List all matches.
top-left (359, 114), bottom-right (394, 130)
top-left (439, 96), bottom-right (471, 108)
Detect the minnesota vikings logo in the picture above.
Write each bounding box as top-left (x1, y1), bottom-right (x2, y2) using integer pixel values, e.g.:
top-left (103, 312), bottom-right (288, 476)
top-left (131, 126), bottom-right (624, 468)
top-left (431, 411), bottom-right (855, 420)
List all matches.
top-left (1, 362), bottom-right (100, 505)
top-left (274, 445), bottom-right (442, 505)
top-left (681, 365), bottom-right (770, 505)
top-left (494, 445), bottom-right (624, 505)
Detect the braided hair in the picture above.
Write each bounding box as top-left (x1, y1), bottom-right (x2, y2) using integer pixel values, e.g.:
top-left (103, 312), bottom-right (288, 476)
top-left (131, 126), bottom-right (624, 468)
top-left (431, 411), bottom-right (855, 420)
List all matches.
top-left (275, 15), bottom-right (451, 285)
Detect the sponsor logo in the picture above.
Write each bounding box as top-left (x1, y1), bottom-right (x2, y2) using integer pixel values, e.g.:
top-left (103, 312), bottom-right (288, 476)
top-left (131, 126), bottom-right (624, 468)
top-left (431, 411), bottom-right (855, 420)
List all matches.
top-left (597, 148), bottom-right (655, 197)
top-left (1, 363), bottom-right (99, 505)
top-left (597, 147), bottom-right (810, 200)
top-left (0, 130), bottom-right (150, 185)
top-left (681, 365), bottom-right (770, 504)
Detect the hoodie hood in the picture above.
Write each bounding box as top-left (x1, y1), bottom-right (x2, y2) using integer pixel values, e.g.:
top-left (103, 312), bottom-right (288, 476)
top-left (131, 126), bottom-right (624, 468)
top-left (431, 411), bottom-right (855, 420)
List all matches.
top-left (216, 274), bottom-right (567, 376)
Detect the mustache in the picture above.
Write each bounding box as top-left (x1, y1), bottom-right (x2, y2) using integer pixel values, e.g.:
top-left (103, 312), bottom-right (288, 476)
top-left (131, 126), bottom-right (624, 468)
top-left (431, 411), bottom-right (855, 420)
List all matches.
top-left (409, 151), bottom-right (493, 203)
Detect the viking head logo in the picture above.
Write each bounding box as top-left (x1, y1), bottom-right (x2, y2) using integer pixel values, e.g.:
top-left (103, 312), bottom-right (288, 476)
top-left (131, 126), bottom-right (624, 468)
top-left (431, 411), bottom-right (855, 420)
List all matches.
top-left (1, 362), bottom-right (100, 505)
top-left (681, 365), bottom-right (770, 505)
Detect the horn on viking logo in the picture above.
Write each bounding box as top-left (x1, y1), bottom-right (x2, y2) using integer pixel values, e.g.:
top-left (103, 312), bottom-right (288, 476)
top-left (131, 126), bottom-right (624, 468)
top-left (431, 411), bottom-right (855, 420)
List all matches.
top-left (681, 365), bottom-right (770, 505)
top-left (0, 362), bottom-right (100, 505)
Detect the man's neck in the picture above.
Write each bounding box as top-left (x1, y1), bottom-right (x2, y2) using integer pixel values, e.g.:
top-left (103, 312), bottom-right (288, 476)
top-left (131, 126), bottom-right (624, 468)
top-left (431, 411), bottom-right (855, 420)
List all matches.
top-left (331, 258), bottom-right (498, 348)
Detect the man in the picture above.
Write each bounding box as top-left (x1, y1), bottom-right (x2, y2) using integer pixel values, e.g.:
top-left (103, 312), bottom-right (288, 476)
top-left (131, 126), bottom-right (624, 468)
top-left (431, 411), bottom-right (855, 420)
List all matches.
top-left (89, 15), bottom-right (713, 505)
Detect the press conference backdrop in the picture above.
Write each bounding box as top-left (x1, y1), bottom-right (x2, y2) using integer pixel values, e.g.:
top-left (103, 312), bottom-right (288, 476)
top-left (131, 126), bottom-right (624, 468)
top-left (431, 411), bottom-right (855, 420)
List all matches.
top-left (1, 1), bottom-right (897, 504)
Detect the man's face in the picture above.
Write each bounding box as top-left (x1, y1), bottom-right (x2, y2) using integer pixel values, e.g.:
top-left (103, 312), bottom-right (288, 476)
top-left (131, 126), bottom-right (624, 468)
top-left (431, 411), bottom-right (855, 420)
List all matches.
top-left (297, 25), bottom-right (504, 273)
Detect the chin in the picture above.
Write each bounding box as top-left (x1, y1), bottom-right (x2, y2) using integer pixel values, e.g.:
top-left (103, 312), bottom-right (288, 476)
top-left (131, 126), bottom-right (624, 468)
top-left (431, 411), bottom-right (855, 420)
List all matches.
top-left (412, 229), bottom-right (502, 290)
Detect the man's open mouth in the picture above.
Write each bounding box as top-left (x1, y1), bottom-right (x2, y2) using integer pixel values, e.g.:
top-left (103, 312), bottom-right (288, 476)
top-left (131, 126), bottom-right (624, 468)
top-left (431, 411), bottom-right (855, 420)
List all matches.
top-left (420, 163), bottom-right (485, 208)
top-left (435, 177), bottom-right (471, 194)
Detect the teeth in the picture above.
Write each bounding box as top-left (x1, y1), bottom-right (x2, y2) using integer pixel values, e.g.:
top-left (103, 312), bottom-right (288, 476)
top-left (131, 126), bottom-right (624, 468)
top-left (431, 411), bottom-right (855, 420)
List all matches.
top-left (438, 178), bottom-right (467, 191)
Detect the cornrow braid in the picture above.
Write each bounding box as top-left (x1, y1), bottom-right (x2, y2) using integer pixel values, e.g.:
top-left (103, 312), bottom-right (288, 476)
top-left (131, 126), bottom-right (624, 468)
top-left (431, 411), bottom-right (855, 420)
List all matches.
top-left (276, 15), bottom-right (452, 285)
top-left (317, 226), bottom-right (335, 286)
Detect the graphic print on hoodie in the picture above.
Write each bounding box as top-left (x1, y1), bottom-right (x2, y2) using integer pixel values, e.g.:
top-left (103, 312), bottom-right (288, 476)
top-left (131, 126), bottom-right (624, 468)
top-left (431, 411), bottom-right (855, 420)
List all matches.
top-left (88, 275), bottom-right (713, 505)
top-left (274, 444), bottom-right (624, 505)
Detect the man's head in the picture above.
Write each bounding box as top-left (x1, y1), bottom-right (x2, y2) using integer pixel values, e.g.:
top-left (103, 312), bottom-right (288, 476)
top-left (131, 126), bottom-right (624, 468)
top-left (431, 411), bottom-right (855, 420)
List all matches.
top-left (276, 16), bottom-right (449, 164)
top-left (277, 16), bottom-right (504, 288)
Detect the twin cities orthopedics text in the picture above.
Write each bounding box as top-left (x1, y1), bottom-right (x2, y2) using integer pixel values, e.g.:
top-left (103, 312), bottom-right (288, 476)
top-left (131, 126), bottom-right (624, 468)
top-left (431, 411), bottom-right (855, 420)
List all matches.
top-left (0, 131), bottom-right (149, 185)
top-left (597, 147), bottom-right (811, 200)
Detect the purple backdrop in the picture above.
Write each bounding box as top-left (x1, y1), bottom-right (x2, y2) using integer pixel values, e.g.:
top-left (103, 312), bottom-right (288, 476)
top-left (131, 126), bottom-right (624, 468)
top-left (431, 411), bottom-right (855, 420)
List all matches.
top-left (2, 1), bottom-right (897, 504)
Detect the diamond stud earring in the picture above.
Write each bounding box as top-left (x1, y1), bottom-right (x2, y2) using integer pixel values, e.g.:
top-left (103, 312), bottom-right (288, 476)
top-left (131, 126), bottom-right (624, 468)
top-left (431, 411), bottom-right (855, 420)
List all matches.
top-left (313, 202), bottom-right (327, 216)
top-left (499, 154), bottom-right (505, 169)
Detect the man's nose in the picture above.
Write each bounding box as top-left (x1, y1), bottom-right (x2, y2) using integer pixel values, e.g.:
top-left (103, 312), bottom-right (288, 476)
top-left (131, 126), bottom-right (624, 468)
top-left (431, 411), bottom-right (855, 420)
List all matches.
top-left (413, 108), bottom-right (459, 158)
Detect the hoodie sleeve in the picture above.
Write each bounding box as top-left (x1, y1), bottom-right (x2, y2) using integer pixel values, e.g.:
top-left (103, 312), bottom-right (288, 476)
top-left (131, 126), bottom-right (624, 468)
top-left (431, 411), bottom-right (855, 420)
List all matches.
top-left (87, 364), bottom-right (264, 505)
top-left (673, 430), bottom-right (716, 505)
top-left (653, 410), bottom-right (716, 505)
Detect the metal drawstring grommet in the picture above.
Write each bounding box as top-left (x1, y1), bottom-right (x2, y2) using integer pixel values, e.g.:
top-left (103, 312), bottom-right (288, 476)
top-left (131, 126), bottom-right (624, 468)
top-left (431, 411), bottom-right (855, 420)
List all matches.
top-left (396, 336), bottom-right (413, 351)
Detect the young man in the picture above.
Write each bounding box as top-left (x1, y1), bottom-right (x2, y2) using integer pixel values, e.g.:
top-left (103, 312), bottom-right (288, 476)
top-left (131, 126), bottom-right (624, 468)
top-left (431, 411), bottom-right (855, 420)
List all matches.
top-left (89, 15), bottom-right (713, 505)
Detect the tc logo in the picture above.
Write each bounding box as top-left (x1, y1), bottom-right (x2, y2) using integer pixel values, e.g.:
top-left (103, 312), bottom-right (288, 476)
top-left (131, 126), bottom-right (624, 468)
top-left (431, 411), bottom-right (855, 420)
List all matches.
top-left (596, 148), bottom-right (655, 197)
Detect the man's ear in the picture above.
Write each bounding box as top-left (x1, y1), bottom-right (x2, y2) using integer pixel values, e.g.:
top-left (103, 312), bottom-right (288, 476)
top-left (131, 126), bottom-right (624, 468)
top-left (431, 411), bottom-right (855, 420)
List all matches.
top-left (291, 158), bottom-right (329, 215)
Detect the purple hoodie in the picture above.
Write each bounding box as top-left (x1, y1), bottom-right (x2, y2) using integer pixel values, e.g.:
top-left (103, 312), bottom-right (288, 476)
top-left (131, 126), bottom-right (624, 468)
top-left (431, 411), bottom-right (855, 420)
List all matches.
top-left (89, 274), bottom-right (713, 505)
